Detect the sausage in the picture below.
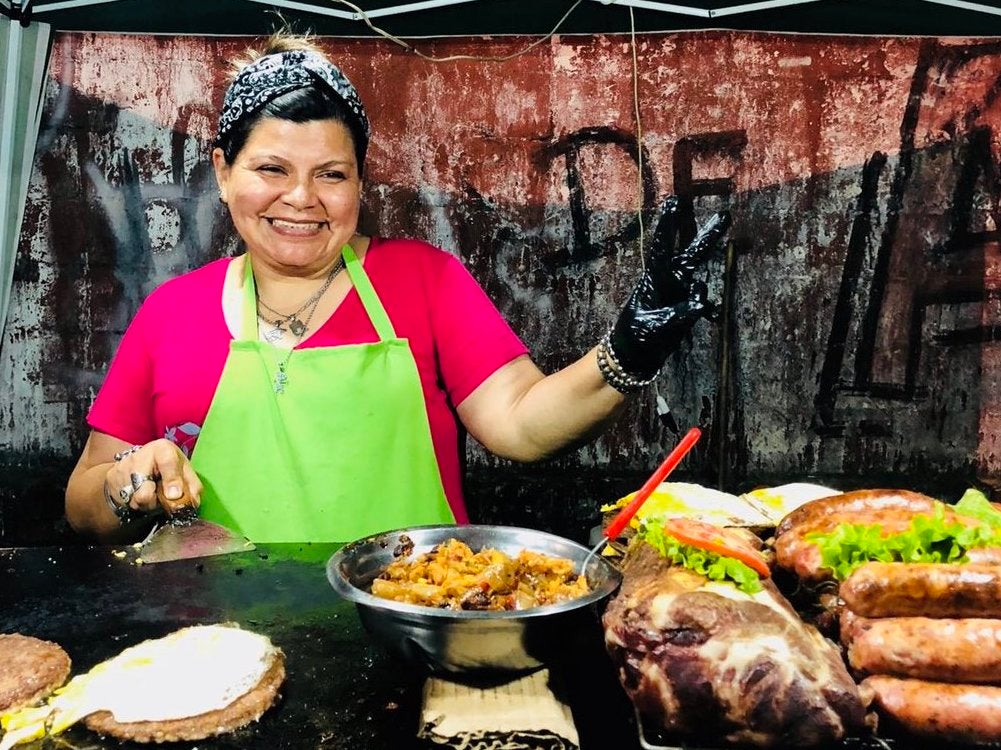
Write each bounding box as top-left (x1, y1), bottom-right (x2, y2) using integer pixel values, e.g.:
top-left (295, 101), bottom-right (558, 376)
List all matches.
top-left (773, 533), bottom-right (827, 582)
top-left (774, 506), bottom-right (985, 583)
top-left (841, 561), bottom-right (1001, 618)
top-left (840, 609), bottom-right (1001, 683)
top-left (966, 546), bottom-right (1001, 565)
top-left (863, 675), bottom-right (1001, 744)
top-left (773, 508), bottom-right (922, 582)
top-left (776, 489), bottom-right (939, 537)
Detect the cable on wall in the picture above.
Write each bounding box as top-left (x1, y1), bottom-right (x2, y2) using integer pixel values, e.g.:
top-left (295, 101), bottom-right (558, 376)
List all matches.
top-left (628, 5), bottom-right (645, 268)
top-left (323, 0), bottom-right (584, 62)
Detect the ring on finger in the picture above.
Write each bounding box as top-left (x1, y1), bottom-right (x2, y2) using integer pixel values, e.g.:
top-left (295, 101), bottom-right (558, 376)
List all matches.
top-left (119, 483), bottom-right (136, 504)
top-left (130, 472), bottom-right (156, 492)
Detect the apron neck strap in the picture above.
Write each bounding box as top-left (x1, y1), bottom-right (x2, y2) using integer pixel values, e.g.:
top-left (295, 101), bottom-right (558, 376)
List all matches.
top-left (342, 244), bottom-right (396, 341)
top-left (240, 245), bottom-right (398, 343)
top-left (241, 255), bottom-right (258, 341)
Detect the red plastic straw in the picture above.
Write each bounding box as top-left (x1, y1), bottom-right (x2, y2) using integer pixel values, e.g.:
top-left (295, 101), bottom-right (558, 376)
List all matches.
top-left (603, 426), bottom-right (702, 541)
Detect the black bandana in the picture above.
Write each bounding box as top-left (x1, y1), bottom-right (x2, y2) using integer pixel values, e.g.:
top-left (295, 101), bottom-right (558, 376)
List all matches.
top-left (216, 49), bottom-right (370, 158)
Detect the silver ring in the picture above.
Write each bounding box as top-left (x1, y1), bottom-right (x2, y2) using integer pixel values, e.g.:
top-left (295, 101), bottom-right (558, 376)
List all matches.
top-left (130, 472), bottom-right (154, 491)
top-left (119, 484), bottom-right (135, 503)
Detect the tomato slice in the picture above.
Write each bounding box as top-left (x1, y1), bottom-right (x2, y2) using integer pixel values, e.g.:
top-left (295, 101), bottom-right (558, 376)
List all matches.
top-left (663, 517), bottom-right (771, 578)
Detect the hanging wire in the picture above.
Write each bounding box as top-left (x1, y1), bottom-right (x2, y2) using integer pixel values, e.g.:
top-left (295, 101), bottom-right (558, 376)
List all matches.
top-left (321, 0), bottom-right (584, 62)
top-left (312, 0), bottom-right (650, 265)
top-left (628, 6), bottom-right (646, 268)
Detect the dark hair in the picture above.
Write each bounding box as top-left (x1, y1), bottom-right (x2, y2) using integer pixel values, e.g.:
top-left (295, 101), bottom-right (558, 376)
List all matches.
top-left (215, 86), bottom-right (367, 174)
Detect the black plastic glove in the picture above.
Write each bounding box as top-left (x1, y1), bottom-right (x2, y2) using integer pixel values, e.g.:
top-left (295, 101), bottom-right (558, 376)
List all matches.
top-left (608, 197), bottom-right (731, 379)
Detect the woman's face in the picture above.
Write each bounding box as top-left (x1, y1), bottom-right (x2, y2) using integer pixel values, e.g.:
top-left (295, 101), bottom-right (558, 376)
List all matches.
top-left (212, 117), bottom-right (362, 275)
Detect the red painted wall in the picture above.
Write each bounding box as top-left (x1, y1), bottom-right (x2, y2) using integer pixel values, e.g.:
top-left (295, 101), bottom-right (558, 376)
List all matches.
top-left (3, 30), bottom-right (1001, 541)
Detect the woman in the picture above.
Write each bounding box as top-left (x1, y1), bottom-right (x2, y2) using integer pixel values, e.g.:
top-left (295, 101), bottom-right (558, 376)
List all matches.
top-left (65, 33), bottom-right (729, 544)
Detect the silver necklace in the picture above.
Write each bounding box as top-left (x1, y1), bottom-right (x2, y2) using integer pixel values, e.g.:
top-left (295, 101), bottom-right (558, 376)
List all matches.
top-left (270, 288), bottom-right (325, 395)
top-left (256, 255), bottom-right (344, 341)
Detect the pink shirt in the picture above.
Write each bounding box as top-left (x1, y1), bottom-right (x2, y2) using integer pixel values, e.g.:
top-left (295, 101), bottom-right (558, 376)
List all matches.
top-left (88, 237), bottom-right (528, 523)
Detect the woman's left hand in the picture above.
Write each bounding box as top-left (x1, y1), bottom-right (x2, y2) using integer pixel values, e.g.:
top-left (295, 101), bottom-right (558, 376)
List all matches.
top-left (607, 197), bottom-right (731, 380)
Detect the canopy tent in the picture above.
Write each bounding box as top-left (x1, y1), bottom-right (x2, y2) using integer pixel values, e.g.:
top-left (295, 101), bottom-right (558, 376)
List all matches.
top-left (2, 0), bottom-right (1001, 340)
top-left (0, 12), bottom-right (48, 345)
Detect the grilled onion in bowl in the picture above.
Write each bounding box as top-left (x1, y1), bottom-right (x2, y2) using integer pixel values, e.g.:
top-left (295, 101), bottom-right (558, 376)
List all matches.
top-left (326, 525), bottom-right (621, 675)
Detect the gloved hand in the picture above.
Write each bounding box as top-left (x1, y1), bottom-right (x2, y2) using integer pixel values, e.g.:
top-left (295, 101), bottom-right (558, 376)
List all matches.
top-left (606, 197), bottom-right (730, 382)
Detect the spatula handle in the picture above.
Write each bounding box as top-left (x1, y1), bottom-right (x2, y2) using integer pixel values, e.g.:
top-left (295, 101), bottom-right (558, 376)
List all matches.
top-left (157, 483), bottom-right (194, 518)
top-left (604, 427), bottom-right (702, 541)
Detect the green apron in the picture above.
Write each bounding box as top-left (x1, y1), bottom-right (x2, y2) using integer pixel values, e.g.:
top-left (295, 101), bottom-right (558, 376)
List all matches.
top-left (191, 245), bottom-right (455, 543)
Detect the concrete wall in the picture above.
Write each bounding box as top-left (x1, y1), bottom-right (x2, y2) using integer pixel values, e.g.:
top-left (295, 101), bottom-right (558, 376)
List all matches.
top-left (2, 31), bottom-right (1000, 543)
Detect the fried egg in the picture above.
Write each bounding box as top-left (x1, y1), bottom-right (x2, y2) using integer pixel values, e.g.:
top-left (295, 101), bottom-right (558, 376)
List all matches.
top-left (0, 624), bottom-right (279, 750)
top-left (604, 482), bottom-right (773, 528)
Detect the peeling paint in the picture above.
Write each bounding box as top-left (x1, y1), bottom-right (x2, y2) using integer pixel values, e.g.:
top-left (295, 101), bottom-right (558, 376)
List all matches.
top-left (3, 30), bottom-right (1001, 544)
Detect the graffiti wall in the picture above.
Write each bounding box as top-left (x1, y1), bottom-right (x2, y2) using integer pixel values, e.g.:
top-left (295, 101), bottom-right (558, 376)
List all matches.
top-left (1, 30), bottom-right (1000, 542)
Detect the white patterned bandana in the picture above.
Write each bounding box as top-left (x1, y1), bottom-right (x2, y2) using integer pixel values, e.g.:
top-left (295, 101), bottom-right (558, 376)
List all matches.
top-left (216, 49), bottom-right (370, 156)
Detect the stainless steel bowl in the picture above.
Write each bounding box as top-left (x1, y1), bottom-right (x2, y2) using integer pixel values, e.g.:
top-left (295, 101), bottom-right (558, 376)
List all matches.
top-left (326, 524), bottom-right (622, 675)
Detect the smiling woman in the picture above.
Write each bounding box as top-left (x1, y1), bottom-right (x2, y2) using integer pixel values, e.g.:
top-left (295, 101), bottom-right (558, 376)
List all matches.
top-left (213, 118), bottom-right (362, 278)
top-left (63, 28), bottom-right (731, 546)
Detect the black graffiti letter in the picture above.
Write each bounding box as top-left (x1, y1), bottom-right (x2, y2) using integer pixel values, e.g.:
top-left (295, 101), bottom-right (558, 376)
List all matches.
top-left (672, 130), bottom-right (747, 242)
top-left (539, 126), bottom-right (657, 265)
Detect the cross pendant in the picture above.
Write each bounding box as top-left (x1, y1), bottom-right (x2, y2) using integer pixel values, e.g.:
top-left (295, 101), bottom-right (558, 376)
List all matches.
top-left (274, 363), bottom-right (289, 395)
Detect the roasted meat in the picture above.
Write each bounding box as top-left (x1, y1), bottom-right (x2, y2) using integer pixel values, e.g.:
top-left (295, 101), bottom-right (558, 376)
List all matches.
top-left (603, 542), bottom-right (865, 747)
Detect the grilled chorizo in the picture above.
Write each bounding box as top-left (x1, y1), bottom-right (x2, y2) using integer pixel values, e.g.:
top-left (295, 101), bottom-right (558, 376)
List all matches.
top-left (775, 489), bottom-right (938, 537)
top-left (774, 508), bottom-right (921, 582)
top-left (841, 609), bottom-right (1001, 683)
top-left (841, 561), bottom-right (1001, 618)
top-left (965, 546), bottom-right (1001, 565)
top-left (774, 506), bottom-right (984, 583)
top-left (863, 676), bottom-right (1001, 744)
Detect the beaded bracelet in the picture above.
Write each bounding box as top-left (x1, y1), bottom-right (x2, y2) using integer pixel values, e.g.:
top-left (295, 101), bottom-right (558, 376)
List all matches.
top-left (596, 331), bottom-right (660, 394)
top-left (114, 444), bottom-right (143, 462)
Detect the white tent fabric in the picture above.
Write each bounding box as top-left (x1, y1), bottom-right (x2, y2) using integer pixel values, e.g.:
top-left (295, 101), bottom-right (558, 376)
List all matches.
top-left (0, 15), bottom-right (49, 342)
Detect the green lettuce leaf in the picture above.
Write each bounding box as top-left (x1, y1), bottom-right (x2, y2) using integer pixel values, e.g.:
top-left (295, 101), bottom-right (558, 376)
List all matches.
top-left (954, 488), bottom-right (1001, 529)
top-left (808, 500), bottom-right (1001, 581)
top-left (637, 521), bottom-right (763, 594)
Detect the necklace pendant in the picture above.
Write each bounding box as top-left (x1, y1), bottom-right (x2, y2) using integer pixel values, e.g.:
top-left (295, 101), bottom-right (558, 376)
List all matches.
top-left (263, 327), bottom-right (284, 343)
top-left (287, 317), bottom-right (306, 337)
top-left (274, 362), bottom-right (289, 395)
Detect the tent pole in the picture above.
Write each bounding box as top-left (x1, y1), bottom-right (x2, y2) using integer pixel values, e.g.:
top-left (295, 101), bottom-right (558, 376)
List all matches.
top-left (33, 0), bottom-right (133, 13)
top-left (917, 0), bottom-right (1001, 15)
top-left (244, 0), bottom-right (498, 22)
top-left (588, 0), bottom-right (710, 16)
top-left (363, 0), bottom-right (489, 19)
top-left (0, 9), bottom-right (23, 252)
top-left (241, 0), bottom-right (355, 20)
top-left (711, 0), bottom-right (826, 16)
top-left (0, 4), bottom-right (23, 340)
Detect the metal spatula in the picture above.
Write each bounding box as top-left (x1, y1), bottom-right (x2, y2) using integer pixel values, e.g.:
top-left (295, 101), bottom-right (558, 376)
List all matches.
top-left (137, 509), bottom-right (255, 564)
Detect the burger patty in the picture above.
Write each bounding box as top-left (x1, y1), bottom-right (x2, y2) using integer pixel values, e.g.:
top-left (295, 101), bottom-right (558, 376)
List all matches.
top-left (83, 649), bottom-right (285, 743)
top-left (0, 634), bottom-right (71, 713)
